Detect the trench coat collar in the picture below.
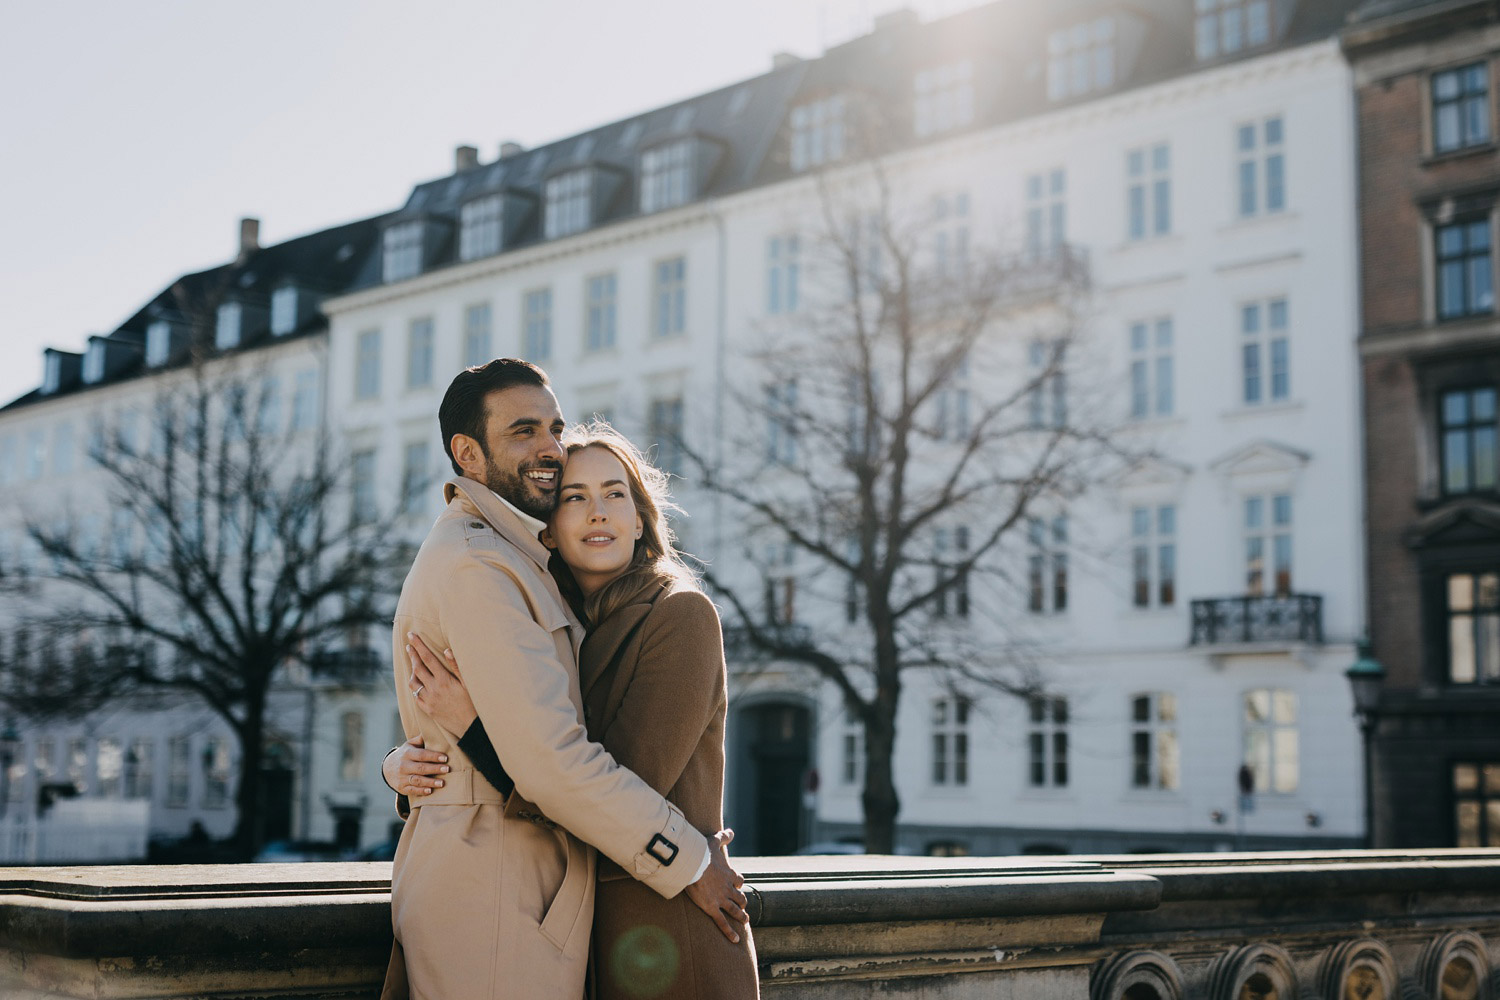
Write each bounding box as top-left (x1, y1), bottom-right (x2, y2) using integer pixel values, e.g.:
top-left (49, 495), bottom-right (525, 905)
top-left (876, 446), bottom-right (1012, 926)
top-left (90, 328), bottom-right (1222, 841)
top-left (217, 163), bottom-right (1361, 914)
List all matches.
top-left (579, 576), bottom-right (670, 701)
top-left (443, 476), bottom-right (552, 573)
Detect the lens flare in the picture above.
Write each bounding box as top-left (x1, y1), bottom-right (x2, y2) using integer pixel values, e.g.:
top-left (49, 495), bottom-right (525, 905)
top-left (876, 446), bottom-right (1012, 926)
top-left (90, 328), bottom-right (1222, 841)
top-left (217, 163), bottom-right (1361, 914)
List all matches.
top-left (609, 924), bottom-right (679, 998)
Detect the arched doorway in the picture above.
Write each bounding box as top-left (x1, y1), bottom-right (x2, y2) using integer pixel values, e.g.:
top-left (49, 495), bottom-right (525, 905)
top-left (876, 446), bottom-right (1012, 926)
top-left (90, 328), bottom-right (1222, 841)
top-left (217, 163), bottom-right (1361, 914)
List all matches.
top-left (729, 700), bottom-right (811, 856)
top-left (257, 742), bottom-right (295, 845)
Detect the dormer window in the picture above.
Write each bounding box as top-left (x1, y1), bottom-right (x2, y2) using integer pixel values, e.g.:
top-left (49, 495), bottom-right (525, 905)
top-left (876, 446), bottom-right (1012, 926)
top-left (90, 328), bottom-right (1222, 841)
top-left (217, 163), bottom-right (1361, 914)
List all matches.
top-left (216, 302), bottom-right (242, 350)
top-left (82, 341), bottom-right (106, 384)
top-left (1195, 0), bottom-right (1271, 61)
top-left (1048, 18), bottom-right (1115, 101)
top-left (914, 61), bottom-right (974, 137)
top-left (146, 321), bottom-right (172, 367)
top-left (383, 222), bottom-right (424, 283)
top-left (270, 287), bottom-right (299, 336)
top-left (790, 95), bottom-right (846, 172)
top-left (42, 353), bottom-right (61, 395)
top-left (544, 169), bottom-right (592, 239)
top-left (641, 140), bottom-right (695, 214)
top-left (459, 195), bottom-right (504, 261)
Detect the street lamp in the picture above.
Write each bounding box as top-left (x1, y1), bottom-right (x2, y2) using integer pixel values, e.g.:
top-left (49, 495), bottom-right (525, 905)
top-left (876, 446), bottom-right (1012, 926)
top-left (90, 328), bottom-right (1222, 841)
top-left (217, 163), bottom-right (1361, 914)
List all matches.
top-left (1346, 640), bottom-right (1385, 850)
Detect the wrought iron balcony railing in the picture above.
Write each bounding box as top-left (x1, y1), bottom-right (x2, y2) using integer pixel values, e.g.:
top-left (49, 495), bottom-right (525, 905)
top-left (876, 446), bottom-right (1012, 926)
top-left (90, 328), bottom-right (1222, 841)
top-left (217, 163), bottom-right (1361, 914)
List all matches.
top-left (1189, 594), bottom-right (1323, 646)
top-left (722, 623), bottom-right (815, 658)
top-left (307, 647), bottom-right (384, 686)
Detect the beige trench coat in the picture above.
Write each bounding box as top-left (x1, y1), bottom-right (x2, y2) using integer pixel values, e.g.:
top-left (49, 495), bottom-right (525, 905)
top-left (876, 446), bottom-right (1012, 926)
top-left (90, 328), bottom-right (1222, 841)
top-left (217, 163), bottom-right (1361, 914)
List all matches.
top-left (384, 477), bottom-right (709, 1000)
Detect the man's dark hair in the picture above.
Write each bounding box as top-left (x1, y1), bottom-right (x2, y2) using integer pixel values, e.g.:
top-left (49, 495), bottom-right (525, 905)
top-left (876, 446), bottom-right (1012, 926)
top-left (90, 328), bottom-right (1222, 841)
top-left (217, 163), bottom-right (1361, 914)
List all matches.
top-left (438, 358), bottom-right (551, 474)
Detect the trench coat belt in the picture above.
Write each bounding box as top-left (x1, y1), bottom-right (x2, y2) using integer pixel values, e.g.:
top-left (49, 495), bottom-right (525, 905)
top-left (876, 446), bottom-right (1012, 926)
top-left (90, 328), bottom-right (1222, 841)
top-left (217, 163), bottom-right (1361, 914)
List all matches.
top-left (409, 767), bottom-right (508, 807)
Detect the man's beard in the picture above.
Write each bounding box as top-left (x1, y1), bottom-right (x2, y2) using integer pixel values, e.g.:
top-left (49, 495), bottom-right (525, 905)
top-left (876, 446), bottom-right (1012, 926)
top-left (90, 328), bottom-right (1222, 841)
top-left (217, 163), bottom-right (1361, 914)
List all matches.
top-left (482, 453), bottom-right (560, 521)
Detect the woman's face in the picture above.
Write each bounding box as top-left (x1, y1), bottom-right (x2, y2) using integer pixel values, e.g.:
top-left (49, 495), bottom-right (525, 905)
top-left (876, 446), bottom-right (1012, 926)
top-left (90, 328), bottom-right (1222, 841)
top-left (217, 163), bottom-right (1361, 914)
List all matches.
top-left (544, 446), bottom-right (643, 596)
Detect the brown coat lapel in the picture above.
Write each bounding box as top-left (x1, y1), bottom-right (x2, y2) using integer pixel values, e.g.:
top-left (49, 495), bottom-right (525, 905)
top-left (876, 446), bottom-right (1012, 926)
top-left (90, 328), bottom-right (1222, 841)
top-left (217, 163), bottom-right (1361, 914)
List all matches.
top-left (579, 578), bottom-right (666, 702)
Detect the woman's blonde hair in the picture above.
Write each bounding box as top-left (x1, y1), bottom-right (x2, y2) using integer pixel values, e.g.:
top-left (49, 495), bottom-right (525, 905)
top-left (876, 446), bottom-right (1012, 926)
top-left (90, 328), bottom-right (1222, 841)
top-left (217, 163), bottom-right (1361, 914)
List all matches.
top-left (548, 420), bottom-right (698, 627)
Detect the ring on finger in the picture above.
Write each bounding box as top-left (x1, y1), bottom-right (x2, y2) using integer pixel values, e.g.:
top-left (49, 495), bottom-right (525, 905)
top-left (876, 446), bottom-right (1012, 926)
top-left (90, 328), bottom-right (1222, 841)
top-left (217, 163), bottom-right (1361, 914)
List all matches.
top-left (415, 685), bottom-right (425, 697)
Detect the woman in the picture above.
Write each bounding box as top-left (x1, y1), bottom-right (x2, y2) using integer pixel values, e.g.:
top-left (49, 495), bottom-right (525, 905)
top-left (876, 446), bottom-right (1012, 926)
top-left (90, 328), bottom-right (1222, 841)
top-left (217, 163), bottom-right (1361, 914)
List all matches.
top-left (388, 424), bottom-right (759, 1000)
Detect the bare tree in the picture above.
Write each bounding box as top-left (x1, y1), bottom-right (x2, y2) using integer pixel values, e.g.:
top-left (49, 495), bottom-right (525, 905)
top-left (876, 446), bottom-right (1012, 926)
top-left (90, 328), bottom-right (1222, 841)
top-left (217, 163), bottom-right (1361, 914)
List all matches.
top-left (689, 160), bottom-right (1135, 853)
top-left (0, 359), bottom-right (408, 857)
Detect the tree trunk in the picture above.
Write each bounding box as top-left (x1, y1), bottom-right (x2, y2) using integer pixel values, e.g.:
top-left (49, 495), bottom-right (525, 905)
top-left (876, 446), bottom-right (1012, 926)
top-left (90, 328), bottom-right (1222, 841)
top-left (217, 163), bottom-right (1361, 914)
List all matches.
top-left (861, 708), bottom-right (900, 853)
top-left (230, 686), bottom-right (267, 861)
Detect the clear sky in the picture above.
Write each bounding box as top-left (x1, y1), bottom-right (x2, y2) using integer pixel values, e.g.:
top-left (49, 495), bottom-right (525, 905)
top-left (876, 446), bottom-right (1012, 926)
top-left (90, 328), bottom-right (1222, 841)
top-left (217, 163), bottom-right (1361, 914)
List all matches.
top-left (0, 0), bottom-right (981, 408)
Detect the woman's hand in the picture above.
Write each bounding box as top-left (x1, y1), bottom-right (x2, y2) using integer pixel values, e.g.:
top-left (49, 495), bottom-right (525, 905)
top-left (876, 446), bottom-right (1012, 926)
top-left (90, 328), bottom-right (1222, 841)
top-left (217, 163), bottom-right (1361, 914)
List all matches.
top-left (405, 632), bottom-right (479, 736)
top-left (385, 735), bottom-right (449, 798)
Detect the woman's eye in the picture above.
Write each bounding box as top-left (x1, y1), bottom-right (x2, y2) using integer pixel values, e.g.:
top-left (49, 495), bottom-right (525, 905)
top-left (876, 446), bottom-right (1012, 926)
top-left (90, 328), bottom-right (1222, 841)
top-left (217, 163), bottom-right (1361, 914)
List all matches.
top-left (607, 491), bottom-right (626, 499)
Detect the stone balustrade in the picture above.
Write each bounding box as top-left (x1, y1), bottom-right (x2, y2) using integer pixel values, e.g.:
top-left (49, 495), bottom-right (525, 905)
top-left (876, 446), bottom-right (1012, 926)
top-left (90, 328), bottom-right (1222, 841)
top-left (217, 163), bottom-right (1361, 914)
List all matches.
top-left (1, 850), bottom-right (1498, 998)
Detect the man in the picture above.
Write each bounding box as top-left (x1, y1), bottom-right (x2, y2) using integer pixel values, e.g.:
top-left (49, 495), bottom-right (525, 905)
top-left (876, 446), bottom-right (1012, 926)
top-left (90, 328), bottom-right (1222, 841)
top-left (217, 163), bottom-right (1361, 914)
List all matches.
top-left (383, 359), bottom-right (746, 1000)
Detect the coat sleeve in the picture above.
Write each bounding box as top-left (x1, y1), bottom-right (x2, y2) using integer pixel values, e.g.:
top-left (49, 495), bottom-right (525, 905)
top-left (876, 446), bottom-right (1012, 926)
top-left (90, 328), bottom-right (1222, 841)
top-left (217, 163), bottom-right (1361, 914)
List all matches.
top-left (596, 589), bottom-right (725, 799)
top-left (425, 546), bottom-right (709, 899)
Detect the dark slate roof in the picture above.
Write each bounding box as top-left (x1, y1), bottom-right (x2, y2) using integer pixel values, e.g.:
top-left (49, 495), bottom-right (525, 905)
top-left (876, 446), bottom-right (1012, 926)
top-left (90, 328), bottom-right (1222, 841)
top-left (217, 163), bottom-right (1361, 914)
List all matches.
top-left (5, 214), bottom-right (388, 411)
top-left (367, 0), bottom-right (1363, 282)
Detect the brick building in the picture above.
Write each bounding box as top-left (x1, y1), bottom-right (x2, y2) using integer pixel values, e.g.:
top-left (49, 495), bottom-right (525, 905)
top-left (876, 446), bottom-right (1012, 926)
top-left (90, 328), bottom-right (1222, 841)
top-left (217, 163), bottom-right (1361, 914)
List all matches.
top-left (1344, 0), bottom-right (1500, 847)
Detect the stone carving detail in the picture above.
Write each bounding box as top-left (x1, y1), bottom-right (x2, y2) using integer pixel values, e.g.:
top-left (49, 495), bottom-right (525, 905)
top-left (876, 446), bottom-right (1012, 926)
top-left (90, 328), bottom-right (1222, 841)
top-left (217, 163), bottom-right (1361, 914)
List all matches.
top-left (1318, 937), bottom-right (1396, 1000)
top-left (1090, 949), bottom-right (1186, 1000)
top-left (1206, 942), bottom-right (1299, 1000)
top-left (1413, 931), bottom-right (1490, 1000)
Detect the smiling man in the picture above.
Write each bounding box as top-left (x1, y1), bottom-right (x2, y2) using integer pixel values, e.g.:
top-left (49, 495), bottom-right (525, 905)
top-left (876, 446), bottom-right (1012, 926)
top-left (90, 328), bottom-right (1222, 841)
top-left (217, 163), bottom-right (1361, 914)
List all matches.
top-left (381, 359), bottom-right (745, 1000)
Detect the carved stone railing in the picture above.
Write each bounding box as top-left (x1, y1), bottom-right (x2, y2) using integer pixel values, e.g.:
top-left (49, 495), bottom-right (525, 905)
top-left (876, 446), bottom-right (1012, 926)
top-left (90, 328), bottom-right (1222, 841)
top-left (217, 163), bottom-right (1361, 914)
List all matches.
top-left (1189, 593), bottom-right (1324, 646)
top-left (2, 850), bottom-right (1500, 998)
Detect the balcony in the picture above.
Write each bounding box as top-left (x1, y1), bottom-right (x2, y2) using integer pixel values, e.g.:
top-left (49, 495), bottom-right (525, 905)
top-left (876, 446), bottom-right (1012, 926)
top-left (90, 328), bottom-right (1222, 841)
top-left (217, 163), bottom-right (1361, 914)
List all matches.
top-left (1189, 594), bottom-right (1323, 646)
top-left (722, 623), bottom-right (815, 658)
top-left (306, 647), bottom-right (383, 686)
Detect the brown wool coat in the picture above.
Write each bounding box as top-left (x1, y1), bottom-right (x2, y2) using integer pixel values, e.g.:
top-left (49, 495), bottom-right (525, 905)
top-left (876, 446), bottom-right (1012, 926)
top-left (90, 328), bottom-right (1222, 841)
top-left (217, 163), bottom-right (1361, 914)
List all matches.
top-left (381, 477), bottom-right (709, 1000)
top-left (582, 576), bottom-right (759, 1000)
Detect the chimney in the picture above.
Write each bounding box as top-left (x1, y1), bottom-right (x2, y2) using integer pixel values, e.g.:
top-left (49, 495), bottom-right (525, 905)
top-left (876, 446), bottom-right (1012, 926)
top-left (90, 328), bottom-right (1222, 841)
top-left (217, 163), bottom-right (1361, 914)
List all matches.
top-left (499, 140), bottom-right (525, 159)
top-left (771, 51), bottom-right (801, 70)
top-left (238, 217), bottom-right (260, 261)
top-left (455, 144), bottom-right (480, 172)
top-left (874, 8), bottom-right (918, 32)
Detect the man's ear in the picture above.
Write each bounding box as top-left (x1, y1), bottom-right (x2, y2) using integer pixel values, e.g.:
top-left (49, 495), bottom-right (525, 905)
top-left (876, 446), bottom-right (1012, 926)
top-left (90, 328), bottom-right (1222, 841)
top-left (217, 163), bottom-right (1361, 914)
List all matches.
top-left (540, 526), bottom-right (557, 550)
top-left (450, 433), bottom-right (483, 477)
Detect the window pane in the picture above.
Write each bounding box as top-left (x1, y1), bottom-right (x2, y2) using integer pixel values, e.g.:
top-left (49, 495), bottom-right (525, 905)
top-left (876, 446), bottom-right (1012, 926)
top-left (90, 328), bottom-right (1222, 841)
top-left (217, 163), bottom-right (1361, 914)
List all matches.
top-left (1272, 689), bottom-right (1297, 724)
top-left (1451, 574), bottom-right (1476, 611)
top-left (1456, 762), bottom-right (1479, 793)
top-left (1447, 429), bottom-right (1473, 492)
top-left (1440, 261), bottom-right (1465, 318)
top-left (1272, 729), bottom-right (1298, 793)
top-left (1484, 763), bottom-right (1500, 795)
top-left (1245, 689), bottom-right (1270, 723)
top-left (1239, 161), bottom-right (1257, 216)
top-left (1480, 613), bottom-right (1500, 682)
top-left (1132, 731), bottom-right (1150, 786)
top-left (1158, 730), bottom-right (1180, 789)
top-left (1272, 494), bottom-right (1292, 526)
top-left (1452, 613), bottom-right (1478, 682)
top-left (1458, 800), bottom-right (1481, 846)
top-left (1470, 255), bottom-right (1494, 313)
top-left (1445, 390), bottom-right (1471, 425)
top-left (1435, 70), bottom-right (1461, 102)
top-left (1480, 573), bottom-right (1499, 608)
top-left (1474, 426), bottom-right (1497, 488)
top-left (1475, 388), bottom-right (1497, 421)
top-left (1244, 729), bottom-right (1269, 790)
top-left (1487, 801), bottom-right (1500, 846)
top-left (1159, 692), bottom-right (1177, 722)
top-left (1132, 695), bottom-right (1150, 722)
top-left (1245, 496), bottom-right (1264, 529)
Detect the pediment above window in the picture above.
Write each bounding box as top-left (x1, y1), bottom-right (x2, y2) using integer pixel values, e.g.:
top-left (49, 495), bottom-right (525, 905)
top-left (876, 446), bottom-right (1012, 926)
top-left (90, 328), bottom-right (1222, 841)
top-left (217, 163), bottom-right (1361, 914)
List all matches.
top-left (1209, 439), bottom-right (1310, 478)
top-left (1114, 453), bottom-right (1192, 489)
top-left (1407, 499), bottom-right (1500, 550)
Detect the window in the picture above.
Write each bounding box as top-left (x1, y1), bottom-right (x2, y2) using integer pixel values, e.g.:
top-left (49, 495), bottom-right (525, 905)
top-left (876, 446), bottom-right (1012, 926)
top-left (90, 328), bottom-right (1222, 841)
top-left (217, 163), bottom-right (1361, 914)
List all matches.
top-left (1447, 572), bottom-right (1500, 683)
top-left (1026, 169), bottom-right (1067, 258)
top-left (1028, 696), bottom-right (1069, 787)
top-left (935, 363), bottom-right (970, 443)
top-left (82, 341), bottom-right (105, 384)
top-left (1442, 388), bottom-right (1499, 494)
top-left (1129, 318), bottom-right (1174, 419)
top-left (383, 222), bottom-right (423, 282)
top-left (291, 370), bottom-right (319, 431)
top-left (1242, 688), bottom-right (1298, 793)
top-left (932, 192), bottom-right (970, 277)
top-left (1241, 298), bottom-right (1290, 404)
top-left (1127, 144), bottom-right (1171, 240)
top-left (1237, 116), bottom-right (1285, 217)
top-left (96, 737), bottom-right (122, 798)
top-left (459, 194), bottom-right (504, 261)
top-left (1027, 515), bottom-right (1068, 613)
top-left (354, 329), bottom-right (381, 400)
top-left (401, 441), bottom-right (430, 516)
top-left (42, 352), bottom-right (61, 394)
top-left (1048, 18), bottom-right (1115, 100)
top-left (215, 302), bottom-right (242, 350)
top-left (523, 288), bottom-right (553, 361)
top-left (914, 61), bottom-right (974, 137)
top-left (1244, 494), bottom-right (1292, 597)
top-left (407, 317), bottom-right (434, 390)
top-left (463, 303), bottom-right (492, 368)
top-left (256, 377), bottom-right (280, 437)
top-left (125, 737), bottom-right (153, 799)
top-left (790, 95), bottom-right (846, 171)
top-left (1454, 763), bottom-right (1500, 846)
top-left (167, 736), bottom-right (190, 806)
top-left (351, 449), bottom-right (377, 524)
top-left (767, 235), bottom-right (801, 315)
top-left (340, 711), bottom-right (365, 784)
top-left (52, 422), bottom-right (74, 477)
top-left (931, 696), bottom-right (971, 786)
top-left (544, 169), bottom-right (592, 239)
top-left (1196, 0), bottom-right (1271, 60)
top-left (840, 707), bottom-right (863, 785)
top-left (766, 380), bottom-right (797, 464)
top-left (763, 543), bottom-right (795, 625)
top-left (1131, 504), bottom-right (1177, 608)
top-left (66, 737), bottom-right (88, 794)
top-left (1131, 693), bottom-right (1180, 789)
top-left (270, 286), bottom-right (298, 336)
top-left (146, 321), bottom-right (172, 366)
top-left (934, 527), bottom-right (971, 618)
top-left (1027, 341), bottom-right (1067, 429)
top-left (1436, 219), bottom-right (1494, 321)
top-left (5, 742), bottom-right (24, 804)
top-left (203, 738), bottom-right (230, 807)
top-left (653, 257), bottom-right (687, 338)
top-left (1434, 63), bottom-right (1491, 154)
top-left (585, 274), bottom-right (617, 352)
top-left (649, 396), bottom-right (684, 477)
top-left (25, 429), bottom-right (44, 480)
top-left (641, 140), bottom-right (695, 213)
top-left (33, 740), bottom-right (53, 791)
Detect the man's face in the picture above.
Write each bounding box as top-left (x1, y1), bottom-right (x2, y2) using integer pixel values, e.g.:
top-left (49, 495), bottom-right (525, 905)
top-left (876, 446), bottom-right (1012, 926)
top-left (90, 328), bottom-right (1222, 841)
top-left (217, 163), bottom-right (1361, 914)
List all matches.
top-left (470, 385), bottom-right (566, 520)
